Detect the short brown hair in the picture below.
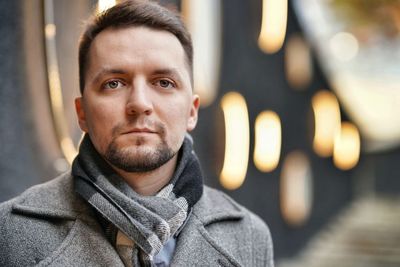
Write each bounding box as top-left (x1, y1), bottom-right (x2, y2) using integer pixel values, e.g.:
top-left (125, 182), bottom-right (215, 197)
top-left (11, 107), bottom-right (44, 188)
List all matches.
top-left (78, 0), bottom-right (193, 93)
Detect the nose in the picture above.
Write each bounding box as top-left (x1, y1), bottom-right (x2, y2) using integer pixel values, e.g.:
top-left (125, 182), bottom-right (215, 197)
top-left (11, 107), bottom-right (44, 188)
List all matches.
top-left (126, 80), bottom-right (153, 116)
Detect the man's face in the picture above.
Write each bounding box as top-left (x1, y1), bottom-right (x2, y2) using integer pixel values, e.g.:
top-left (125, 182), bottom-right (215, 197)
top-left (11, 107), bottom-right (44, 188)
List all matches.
top-left (75, 26), bottom-right (199, 172)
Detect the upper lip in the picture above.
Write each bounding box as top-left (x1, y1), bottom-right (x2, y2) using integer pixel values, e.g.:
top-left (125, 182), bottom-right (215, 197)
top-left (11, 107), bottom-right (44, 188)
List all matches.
top-left (123, 127), bottom-right (156, 134)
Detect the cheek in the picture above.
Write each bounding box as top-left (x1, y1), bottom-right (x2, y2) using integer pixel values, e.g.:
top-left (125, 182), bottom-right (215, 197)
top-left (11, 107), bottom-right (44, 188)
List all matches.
top-left (163, 102), bottom-right (192, 135)
top-left (86, 106), bottom-right (108, 130)
top-left (84, 103), bottom-right (120, 142)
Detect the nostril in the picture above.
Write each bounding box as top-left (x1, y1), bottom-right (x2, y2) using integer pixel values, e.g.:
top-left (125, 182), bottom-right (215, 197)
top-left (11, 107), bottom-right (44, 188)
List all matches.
top-left (126, 108), bottom-right (152, 116)
top-left (125, 99), bottom-right (153, 115)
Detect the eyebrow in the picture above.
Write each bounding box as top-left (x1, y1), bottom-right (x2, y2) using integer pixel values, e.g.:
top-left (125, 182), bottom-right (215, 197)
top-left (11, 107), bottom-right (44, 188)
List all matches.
top-left (152, 68), bottom-right (183, 81)
top-left (92, 68), bottom-right (127, 85)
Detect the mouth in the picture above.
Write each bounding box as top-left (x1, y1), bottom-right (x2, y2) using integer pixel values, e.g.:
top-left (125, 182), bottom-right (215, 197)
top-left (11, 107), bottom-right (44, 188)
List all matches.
top-left (122, 127), bottom-right (157, 135)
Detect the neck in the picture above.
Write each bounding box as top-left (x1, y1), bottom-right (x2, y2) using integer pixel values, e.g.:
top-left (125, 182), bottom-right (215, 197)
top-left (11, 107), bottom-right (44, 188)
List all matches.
top-left (110, 155), bottom-right (178, 196)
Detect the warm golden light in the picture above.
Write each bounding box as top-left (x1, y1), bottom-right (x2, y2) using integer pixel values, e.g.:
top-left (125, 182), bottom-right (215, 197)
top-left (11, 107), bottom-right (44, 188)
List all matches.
top-left (258, 0), bottom-right (288, 54)
top-left (331, 74), bottom-right (400, 152)
top-left (312, 90), bottom-right (341, 157)
top-left (285, 33), bottom-right (312, 90)
top-left (49, 68), bottom-right (63, 110)
top-left (280, 151), bottom-right (313, 226)
top-left (44, 0), bottom-right (78, 165)
top-left (220, 92), bottom-right (250, 190)
top-left (254, 111), bottom-right (281, 172)
top-left (329, 32), bottom-right (359, 62)
top-left (45, 23), bottom-right (56, 39)
top-left (182, 0), bottom-right (221, 107)
top-left (48, 65), bottom-right (78, 164)
top-left (333, 122), bottom-right (361, 170)
top-left (97, 0), bottom-right (117, 14)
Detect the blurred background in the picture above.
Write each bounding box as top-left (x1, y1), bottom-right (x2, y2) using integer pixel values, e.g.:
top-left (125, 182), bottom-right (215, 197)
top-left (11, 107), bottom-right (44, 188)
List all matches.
top-left (1, 0), bottom-right (400, 266)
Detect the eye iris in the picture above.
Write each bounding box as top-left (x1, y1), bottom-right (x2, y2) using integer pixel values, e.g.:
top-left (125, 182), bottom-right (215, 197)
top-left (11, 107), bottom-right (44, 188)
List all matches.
top-left (160, 80), bottom-right (170, 88)
top-left (108, 81), bottom-right (119, 89)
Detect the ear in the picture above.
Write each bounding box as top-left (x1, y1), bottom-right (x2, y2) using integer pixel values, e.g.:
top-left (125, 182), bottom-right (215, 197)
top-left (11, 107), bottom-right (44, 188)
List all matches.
top-left (75, 97), bottom-right (88, 132)
top-left (187, 94), bottom-right (200, 132)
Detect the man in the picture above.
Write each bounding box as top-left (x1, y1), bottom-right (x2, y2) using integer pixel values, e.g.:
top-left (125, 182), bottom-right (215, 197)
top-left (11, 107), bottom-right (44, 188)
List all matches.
top-left (0, 1), bottom-right (273, 266)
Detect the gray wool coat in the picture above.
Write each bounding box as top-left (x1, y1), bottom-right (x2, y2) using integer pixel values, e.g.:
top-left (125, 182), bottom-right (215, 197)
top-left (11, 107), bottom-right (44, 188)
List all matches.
top-left (0, 172), bottom-right (274, 267)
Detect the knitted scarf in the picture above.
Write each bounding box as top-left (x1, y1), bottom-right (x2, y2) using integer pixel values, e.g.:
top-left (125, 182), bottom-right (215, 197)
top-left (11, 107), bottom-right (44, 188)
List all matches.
top-left (72, 134), bottom-right (203, 266)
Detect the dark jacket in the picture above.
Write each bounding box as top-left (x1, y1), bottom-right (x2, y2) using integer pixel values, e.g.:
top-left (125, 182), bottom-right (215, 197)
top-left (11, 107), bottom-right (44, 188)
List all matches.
top-left (0, 172), bottom-right (274, 266)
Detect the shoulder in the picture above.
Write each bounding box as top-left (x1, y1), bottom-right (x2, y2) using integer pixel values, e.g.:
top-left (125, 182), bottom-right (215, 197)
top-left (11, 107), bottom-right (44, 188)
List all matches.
top-left (0, 171), bottom-right (88, 217)
top-left (0, 172), bottom-right (73, 207)
top-left (193, 186), bottom-right (274, 266)
top-left (196, 185), bottom-right (271, 229)
top-left (0, 171), bottom-right (78, 225)
top-left (0, 172), bottom-right (70, 214)
top-left (0, 172), bottom-right (120, 266)
top-left (0, 172), bottom-right (91, 266)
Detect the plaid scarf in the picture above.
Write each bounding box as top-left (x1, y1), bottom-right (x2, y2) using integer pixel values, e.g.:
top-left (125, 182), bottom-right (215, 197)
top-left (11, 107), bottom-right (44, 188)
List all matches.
top-left (72, 134), bottom-right (203, 266)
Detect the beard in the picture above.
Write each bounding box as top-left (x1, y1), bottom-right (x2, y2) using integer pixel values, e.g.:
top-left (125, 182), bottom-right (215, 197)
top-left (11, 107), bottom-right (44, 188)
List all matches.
top-left (103, 120), bottom-right (177, 173)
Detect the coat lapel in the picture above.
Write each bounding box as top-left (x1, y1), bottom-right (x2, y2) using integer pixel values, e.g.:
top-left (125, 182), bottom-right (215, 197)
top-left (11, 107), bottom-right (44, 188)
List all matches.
top-left (171, 214), bottom-right (242, 266)
top-left (35, 218), bottom-right (124, 267)
top-left (171, 187), bottom-right (245, 267)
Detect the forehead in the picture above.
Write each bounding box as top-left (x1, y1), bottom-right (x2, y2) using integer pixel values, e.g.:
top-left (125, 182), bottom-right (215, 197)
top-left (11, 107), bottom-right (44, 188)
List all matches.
top-left (87, 26), bottom-right (188, 74)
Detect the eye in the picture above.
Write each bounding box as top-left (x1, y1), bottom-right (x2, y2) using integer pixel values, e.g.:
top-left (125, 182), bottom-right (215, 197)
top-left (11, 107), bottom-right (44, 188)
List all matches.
top-left (102, 80), bottom-right (124, 90)
top-left (155, 79), bottom-right (175, 89)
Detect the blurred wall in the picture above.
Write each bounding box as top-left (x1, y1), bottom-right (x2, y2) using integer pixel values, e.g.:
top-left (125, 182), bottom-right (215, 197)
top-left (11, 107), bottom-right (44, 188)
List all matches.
top-left (0, 0), bottom-right (46, 201)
